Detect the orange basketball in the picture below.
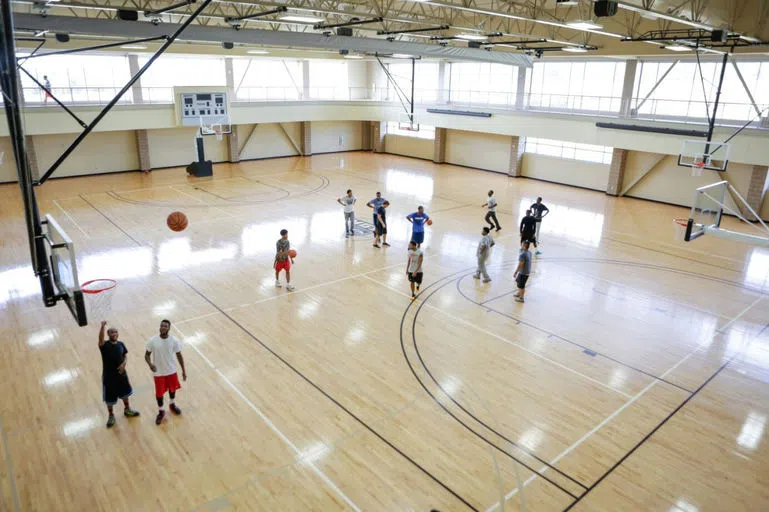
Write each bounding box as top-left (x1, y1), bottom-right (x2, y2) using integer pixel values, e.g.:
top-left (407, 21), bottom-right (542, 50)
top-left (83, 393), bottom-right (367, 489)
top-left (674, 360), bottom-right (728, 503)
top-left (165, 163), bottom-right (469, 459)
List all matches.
top-left (426, 219), bottom-right (433, 226)
top-left (288, 249), bottom-right (297, 258)
top-left (167, 211), bottom-right (188, 232)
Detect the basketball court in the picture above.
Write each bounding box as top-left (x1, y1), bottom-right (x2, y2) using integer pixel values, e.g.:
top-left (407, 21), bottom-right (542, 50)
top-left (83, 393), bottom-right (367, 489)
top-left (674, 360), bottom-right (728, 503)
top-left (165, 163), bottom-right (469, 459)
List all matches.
top-left (2, 0), bottom-right (769, 510)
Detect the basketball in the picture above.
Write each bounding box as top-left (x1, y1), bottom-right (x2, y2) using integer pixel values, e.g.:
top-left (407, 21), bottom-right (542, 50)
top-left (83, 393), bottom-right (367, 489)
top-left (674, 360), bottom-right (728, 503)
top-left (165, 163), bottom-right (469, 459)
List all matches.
top-left (288, 249), bottom-right (297, 258)
top-left (427, 219), bottom-right (433, 226)
top-left (167, 211), bottom-right (188, 232)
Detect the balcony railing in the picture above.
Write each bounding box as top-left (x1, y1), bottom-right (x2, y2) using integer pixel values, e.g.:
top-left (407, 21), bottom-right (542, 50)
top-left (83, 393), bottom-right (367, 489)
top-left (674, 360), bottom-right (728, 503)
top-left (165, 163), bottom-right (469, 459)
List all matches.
top-left (12, 85), bottom-right (769, 129)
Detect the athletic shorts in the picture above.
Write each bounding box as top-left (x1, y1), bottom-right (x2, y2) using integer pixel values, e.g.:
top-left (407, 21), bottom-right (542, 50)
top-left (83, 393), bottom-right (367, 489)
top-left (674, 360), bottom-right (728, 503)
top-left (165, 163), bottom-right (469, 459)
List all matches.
top-left (376, 223), bottom-right (387, 236)
top-left (407, 272), bottom-right (423, 284)
top-left (411, 231), bottom-right (424, 244)
top-left (516, 273), bottom-right (529, 289)
top-left (274, 259), bottom-right (291, 272)
top-left (521, 231), bottom-right (536, 244)
top-left (154, 373), bottom-right (181, 398)
top-left (102, 374), bottom-right (133, 406)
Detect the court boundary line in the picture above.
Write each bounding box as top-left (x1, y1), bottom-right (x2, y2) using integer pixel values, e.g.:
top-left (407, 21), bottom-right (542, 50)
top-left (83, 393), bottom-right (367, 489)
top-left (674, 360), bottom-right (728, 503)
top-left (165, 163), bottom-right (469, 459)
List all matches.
top-left (173, 323), bottom-right (361, 512)
top-left (0, 411), bottom-right (21, 512)
top-left (80, 192), bottom-right (477, 510)
top-left (52, 199), bottom-right (91, 239)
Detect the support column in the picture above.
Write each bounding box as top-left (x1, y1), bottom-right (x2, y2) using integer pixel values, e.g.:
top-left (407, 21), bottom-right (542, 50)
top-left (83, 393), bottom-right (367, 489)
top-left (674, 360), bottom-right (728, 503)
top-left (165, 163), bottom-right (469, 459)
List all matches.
top-left (372, 121), bottom-right (386, 153)
top-left (225, 57), bottom-right (235, 101)
top-left (437, 61), bottom-right (449, 104)
top-left (302, 60), bottom-right (311, 100)
top-left (227, 125), bottom-right (240, 163)
top-left (25, 136), bottom-right (40, 181)
top-left (606, 148), bottom-right (628, 196)
top-left (515, 66), bottom-right (527, 109)
top-left (620, 59), bottom-right (637, 117)
top-left (744, 165), bottom-right (769, 221)
top-left (508, 135), bottom-right (525, 177)
top-left (433, 127), bottom-right (447, 163)
top-left (128, 54), bottom-right (143, 103)
top-left (300, 121), bottom-right (312, 156)
top-left (135, 129), bottom-right (151, 172)
top-left (361, 121), bottom-right (373, 151)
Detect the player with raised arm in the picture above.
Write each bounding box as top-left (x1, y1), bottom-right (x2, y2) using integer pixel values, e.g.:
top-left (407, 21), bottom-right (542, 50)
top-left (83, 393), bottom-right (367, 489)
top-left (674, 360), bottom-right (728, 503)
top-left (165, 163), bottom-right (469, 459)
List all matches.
top-left (99, 321), bottom-right (140, 428)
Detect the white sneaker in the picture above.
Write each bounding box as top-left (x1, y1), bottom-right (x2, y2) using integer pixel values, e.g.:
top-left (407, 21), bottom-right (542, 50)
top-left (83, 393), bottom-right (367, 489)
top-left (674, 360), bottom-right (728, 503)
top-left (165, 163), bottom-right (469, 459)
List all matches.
top-left (513, 291), bottom-right (520, 297)
top-left (275, 280), bottom-right (282, 288)
top-left (515, 296), bottom-right (525, 303)
top-left (286, 284), bottom-right (295, 291)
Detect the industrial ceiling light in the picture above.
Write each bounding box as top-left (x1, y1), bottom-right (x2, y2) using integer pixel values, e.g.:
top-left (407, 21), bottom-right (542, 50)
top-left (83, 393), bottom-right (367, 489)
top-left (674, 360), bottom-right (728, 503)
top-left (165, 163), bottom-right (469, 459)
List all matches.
top-left (456, 33), bottom-right (487, 41)
top-left (556, 0), bottom-right (579, 6)
top-left (562, 46), bottom-right (588, 52)
top-left (120, 45), bottom-right (147, 49)
top-left (391, 53), bottom-right (415, 58)
top-left (280, 14), bottom-right (325, 23)
top-left (246, 49), bottom-right (269, 54)
top-left (566, 21), bottom-right (603, 30)
top-left (343, 54), bottom-right (364, 59)
top-left (665, 44), bottom-right (692, 51)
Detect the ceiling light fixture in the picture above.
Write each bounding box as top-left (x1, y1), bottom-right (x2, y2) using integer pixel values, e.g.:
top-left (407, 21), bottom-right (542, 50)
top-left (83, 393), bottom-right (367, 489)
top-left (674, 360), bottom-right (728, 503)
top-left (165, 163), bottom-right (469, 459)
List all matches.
top-left (279, 15), bottom-right (325, 24)
top-left (665, 44), bottom-right (692, 51)
top-left (247, 49), bottom-right (269, 54)
top-left (562, 46), bottom-right (588, 52)
top-left (120, 45), bottom-right (147, 49)
top-left (556, 0), bottom-right (579, 5)
top-left (392, 53), bottom-right (415, 58)
top-left (566, 21), bottom-right (603, 30)
top-left (456, 33), bottom-right (487, 41)
top-left (343, 55), bottom-right (364, 59)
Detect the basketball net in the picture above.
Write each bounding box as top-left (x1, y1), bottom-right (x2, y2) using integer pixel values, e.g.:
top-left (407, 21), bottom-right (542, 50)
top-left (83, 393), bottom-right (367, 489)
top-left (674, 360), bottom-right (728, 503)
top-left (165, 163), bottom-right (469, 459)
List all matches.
top-left (672, 218), bottom-right (688, 241)
top-left (691, 161), bottom-right (705, 177)
top-left (81, 279), bottom-right (117, 322)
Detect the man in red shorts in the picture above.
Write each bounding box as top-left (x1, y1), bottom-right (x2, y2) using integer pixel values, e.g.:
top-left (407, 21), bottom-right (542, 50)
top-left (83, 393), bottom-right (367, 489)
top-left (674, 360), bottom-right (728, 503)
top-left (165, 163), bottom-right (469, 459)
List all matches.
top-left (274, 228), bottom-right (295, 291)
top-left (145, 319), bottom-right (187, 425)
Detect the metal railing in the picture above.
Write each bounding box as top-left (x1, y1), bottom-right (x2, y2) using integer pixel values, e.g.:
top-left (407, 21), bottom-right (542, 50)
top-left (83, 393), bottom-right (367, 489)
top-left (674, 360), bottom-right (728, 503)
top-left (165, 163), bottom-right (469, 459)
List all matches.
top-left (12, 85), bottom-right (769, 128)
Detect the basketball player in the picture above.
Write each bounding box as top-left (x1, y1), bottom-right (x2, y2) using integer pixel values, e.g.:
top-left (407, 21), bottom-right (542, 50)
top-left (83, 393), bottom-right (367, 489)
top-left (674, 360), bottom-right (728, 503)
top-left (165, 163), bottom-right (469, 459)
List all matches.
top-left (529, 197), bottom-right (549, 255)
top-left (520, 209), bottom-right (539, 253)
top-left (43, 75), bottom-right (52, 104)
top-left (145, 319), bottom-right (187, 426)
top-left (99, 321), bottom-right (140, 428)
top-left (406, 206), bottom-right (430, 248)
top-left (274, 228), bottom-right (295, 291)
top-left (367, 192), bottom-right (387, 233)
top-left (337, 189), bottom-right (356, 237)
top-left (473, 227), bottom-right (495, 282)
top-left (513, 240), bottom-right (532, 303)
top-left (406, 240), bottom-right (424, 299)
top-left (482, 190), bottom-right (501, 232)
top-left (374, 201), bottom-right (390, 248)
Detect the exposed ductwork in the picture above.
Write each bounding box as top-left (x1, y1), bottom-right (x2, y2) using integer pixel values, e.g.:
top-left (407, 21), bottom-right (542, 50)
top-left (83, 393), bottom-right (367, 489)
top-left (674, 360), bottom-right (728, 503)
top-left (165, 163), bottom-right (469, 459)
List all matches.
top-left (12, 13), bottom-right (534, 66)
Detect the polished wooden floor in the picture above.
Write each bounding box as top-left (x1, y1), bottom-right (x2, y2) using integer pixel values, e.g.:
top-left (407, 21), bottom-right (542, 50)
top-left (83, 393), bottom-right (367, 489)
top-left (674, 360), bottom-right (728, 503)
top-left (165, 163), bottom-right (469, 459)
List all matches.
top-left (0, 152), bottom-right (768, 511)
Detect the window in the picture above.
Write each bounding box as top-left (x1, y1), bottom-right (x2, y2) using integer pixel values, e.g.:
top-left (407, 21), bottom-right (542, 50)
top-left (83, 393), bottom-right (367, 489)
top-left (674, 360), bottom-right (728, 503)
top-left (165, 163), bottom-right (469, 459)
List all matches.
top-left (233, 58), bottom-right (303, 101)
top-left (449, 62), bottom-right (518, 105)
top-left (139, 54), bottom-right (226, 102)
top-left (309, 60), bottom-right (348, 99)
top-left (527, 60), bottom-right (625, 112)
top-left (385, 61), bottom-right (440, 103)
top-left (386, 121), bottom-right (435, 140)
top-left (526, 137), bottom-right (613, 164)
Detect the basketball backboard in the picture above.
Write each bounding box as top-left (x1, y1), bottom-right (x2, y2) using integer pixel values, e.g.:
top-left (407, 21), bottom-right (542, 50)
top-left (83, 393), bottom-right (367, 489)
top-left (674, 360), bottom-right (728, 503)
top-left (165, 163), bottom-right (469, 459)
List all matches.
top-left (398, 112), bottom-right (420, 132)
top-left (42, 214), bottom-right (87, 325)
top-left (678, 139), bottom-right (731, 172)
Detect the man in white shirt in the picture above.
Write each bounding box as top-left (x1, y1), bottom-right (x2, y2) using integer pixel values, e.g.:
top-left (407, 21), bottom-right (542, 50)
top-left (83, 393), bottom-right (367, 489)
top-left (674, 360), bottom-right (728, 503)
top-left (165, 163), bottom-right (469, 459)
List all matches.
top-left (337, 189), bottom-right (356, 237)
top-left (482, 190), bottom-right (501, 232)
top-left (145, 319), bottom-right (187, 425)
top-left (473, 226), bottom-right (495, 283)
top-left (406, 240), bottom-right (424, 300)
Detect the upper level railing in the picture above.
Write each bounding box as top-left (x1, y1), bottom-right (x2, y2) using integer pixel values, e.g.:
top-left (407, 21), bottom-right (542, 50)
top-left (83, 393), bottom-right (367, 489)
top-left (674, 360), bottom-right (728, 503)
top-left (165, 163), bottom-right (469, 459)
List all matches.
top-left (15, 85), bottom-right (769, 129)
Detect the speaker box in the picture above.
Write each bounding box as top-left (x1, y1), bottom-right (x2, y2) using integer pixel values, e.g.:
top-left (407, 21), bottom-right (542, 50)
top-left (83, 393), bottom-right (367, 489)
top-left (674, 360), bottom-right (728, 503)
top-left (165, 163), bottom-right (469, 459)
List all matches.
top-left (710, 29), bottom-right (727, 42)
top-left (336, 27), bottom-right (353, 36)
top-left (468, 41), bottom-right (482, 48)
top-left (117, 9), bottom-right (139, 21)
top-left (222, 42), bottom-right (234, 50)
top-left (55, 33), bottom-right (70, 43)
top-left (594, 1), bottom-right (618, 17)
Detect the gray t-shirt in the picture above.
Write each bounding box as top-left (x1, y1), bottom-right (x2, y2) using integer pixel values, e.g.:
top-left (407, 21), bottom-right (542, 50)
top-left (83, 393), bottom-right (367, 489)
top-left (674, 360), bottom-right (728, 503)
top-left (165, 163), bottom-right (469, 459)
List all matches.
top-left (518, 249), bottom-right (532, 275)
top-left (340, 195), bottom-right (356, 213)
top-left (476, 235), bottom-right (495, 259)
top-left (276, 238), bottom-right (290, 261)
top-left (487, 197), bottom-right (497, 212)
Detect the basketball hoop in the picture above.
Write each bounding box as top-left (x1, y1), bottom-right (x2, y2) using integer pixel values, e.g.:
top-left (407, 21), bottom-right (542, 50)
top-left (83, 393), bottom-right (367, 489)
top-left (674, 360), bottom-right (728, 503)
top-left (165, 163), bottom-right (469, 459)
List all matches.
top-left (214, 129), bottom-right (223, 141)
top-left (673, 218), bottom-right (689, 241)
top-left (81, 279), bottom-right (117, 321)
top-left (691, 161), bottom-right (705, 177)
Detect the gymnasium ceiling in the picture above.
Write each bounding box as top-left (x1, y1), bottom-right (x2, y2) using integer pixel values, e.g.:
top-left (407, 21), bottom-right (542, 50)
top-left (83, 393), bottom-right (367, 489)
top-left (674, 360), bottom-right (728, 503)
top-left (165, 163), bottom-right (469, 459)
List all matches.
top-left (10, 0), bottom-right (769, 58)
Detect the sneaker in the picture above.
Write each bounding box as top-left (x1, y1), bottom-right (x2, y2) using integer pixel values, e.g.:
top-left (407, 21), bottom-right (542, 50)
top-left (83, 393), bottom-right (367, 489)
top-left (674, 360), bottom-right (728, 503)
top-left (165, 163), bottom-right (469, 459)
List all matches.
top-left (106, 415), bottom-right (116, 428)
top-left (345, 233), bottom-right (350, 238)
top-left (515, 297), bottom-right (525, 303)
top-left (286, 284), bottom-right (295, 291)
top-left (513, 291), bottom-right (520, 297)
top-left (382, 242), bottom-right (391, 247)
top-left (535, 250), bottom-right (542, 255)
top-left (416, 284), bottom-right (420, 291)
top-left (483, 279), bottom-right (491, 283)
top-left (124, 409), bottom-right (140, 418)
top-left (495, 228), bottom-right (502, 232)
top-left (411, 294), bottom-right (416, 301)
top-left (275, 280), bottom-right (282, 288)
top-left (373, 244), bottom-right (380, 248)
top-left (169, 403), bottom-right (182, 415)
top-left (473, 274), bottom-right (481, 280)
top-left (155, 410), bottom-right (166, 425)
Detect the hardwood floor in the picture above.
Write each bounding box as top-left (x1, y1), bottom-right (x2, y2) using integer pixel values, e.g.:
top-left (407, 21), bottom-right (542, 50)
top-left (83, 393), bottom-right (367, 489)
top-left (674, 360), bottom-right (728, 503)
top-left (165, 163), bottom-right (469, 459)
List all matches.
top-left (0, 152), bottom-right (767, 511)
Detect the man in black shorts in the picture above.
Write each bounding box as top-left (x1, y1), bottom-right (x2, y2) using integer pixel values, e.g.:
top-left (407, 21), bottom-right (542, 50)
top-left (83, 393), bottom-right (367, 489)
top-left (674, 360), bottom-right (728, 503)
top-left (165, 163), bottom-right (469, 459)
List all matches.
top-left (513, 240), bottom-right (532, 303)
top-left (99, 321), bottom-right (140, 428)
top-left (374, 200), bottom-right (390, 248)
top-left (406, 240), bottom-right (424, 299)
top-left (519, 209), bottom-right (539, 253)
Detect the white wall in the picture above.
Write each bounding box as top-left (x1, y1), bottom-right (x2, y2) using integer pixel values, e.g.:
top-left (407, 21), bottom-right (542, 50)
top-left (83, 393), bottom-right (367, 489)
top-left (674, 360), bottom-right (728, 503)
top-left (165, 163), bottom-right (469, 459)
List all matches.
top-left (347, 61), bottom-right (372, 100)
top-left (147, 127), bottom-right (227, 169)
top-left (522, 154), bottom-right (610, 191)
top-left (384, 134), bottom-right (433, 160)
top-left (311, 121), bottom-right (363, 153)
top-left (34, 130), bottom-right (139, 178)
top-left (445, 130), bottom-right (510, 173)
top-left (238, 123), bottom-right (300, 160)
top-left (0, 137), bottom-right (16, 182)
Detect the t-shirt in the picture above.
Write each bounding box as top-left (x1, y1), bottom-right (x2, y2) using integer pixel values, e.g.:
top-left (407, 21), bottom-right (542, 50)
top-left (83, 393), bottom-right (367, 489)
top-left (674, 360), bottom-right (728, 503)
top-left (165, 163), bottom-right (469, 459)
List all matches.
top-left (369, 197), bottom-right (386, 209)
top-left (100, 341), bottom-right (128, 380)
top-left (375, 205), bottom-right (386, 226)
top-left (407, 249), bottom-right (423, 273)
top-left (487, 197), bottom-right (498, 212)
top-left (518, 249), bottom-right (532, 275)
top-left (476, 234), bottom-right (495, 259)
top-left (276, 238), bottom-right (290, 261)
top-left (145, 335), bottom-right (182, 377)
top-left (520, 215), bottom-right (536, 234)
top-left (531, 203), bottom-right (549, 220)
top-left (340, 195), bottom-right (356, 213)
top-left (407, 212), bottom-right (429, 233)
